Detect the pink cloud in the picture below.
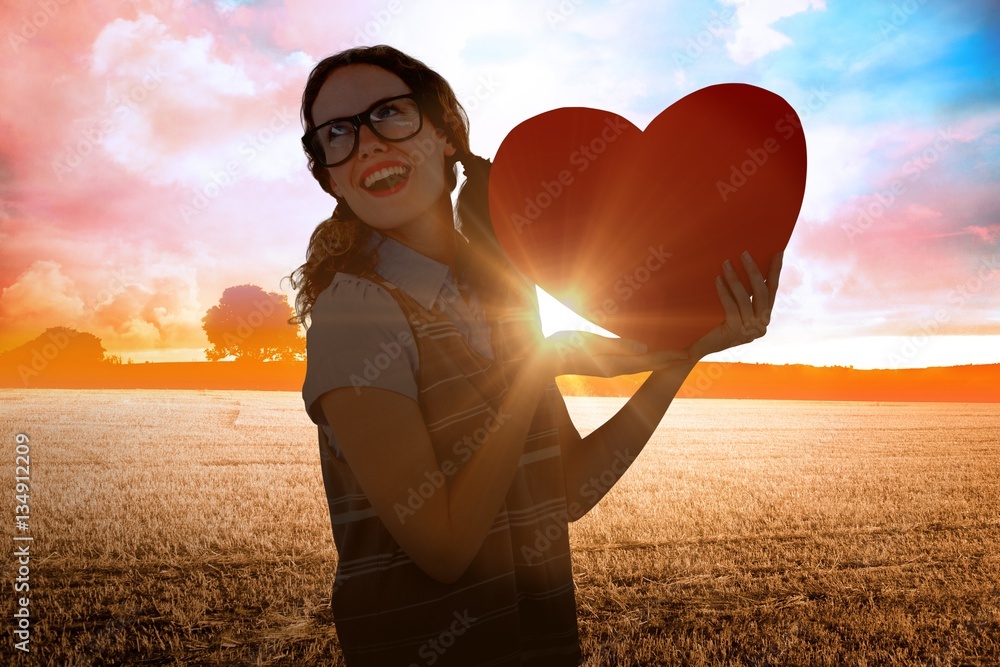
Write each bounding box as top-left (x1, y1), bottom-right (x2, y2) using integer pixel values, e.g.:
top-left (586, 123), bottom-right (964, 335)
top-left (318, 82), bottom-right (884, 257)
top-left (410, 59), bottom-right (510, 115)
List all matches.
top-left (0, 3), bottom-right (326, 355)
top-left (2, 0), bottom-right (997, 365)
top-left (0, 252), bottom-right (208, 356)
top-left (0, 260), bottom-right (85, 327)
top-left (262, 0), bottom-right (371, 57)
top-left (961, 225), bottom-right (1000, 244)
top-left (788, 173), bottom-right (1000, 337)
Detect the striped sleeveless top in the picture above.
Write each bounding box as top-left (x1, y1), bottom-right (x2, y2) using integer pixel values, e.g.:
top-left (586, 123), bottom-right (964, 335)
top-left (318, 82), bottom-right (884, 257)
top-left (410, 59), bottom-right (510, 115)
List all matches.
top-left (317, 266), bottom-right (582, 666)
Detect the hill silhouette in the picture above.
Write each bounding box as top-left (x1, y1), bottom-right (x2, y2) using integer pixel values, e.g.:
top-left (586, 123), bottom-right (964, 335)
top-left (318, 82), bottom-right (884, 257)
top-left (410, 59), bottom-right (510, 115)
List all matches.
top-left (0, 327), bottom-right (117, 386)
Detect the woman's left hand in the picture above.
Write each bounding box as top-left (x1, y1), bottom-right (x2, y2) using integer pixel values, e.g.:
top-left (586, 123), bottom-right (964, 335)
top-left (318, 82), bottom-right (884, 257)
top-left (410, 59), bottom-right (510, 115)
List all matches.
top-left (685, 250), bottom-right (784, 362)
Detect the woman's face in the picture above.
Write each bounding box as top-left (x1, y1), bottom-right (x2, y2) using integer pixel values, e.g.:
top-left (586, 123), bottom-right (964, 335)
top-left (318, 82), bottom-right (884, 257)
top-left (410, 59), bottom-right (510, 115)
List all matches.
top-left (310, 64), bottom-right (456, 232)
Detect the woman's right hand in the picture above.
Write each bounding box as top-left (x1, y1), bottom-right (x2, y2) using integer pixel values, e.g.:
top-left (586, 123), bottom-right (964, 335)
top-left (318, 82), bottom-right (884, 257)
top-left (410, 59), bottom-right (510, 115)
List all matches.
top-left (535, 330), bottom-right (692, 378)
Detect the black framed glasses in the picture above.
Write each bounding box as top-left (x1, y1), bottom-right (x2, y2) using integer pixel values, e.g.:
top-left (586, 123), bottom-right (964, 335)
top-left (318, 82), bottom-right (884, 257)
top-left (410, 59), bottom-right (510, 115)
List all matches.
top-left (302, 94), bottom-right (424, 167)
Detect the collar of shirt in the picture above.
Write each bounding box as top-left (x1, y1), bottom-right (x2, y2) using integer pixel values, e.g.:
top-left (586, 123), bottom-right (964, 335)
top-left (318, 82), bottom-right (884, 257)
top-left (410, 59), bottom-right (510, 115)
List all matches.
top-left (362, 229), bottom-right (472, 311)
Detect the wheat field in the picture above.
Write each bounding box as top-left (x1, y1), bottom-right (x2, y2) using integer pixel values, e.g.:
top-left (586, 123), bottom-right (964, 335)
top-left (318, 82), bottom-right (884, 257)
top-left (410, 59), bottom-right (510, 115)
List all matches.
top-left (1, 389), bottom-right (998, 666)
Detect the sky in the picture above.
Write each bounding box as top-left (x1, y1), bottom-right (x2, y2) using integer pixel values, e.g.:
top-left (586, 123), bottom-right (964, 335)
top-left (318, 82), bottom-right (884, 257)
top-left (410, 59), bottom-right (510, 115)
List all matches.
top-left (1, 0), bottom-right (998, 370)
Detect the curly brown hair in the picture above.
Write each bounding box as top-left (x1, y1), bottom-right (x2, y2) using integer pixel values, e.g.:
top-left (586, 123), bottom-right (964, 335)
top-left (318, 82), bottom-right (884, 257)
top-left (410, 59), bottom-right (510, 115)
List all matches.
top-left (283, 45), bottom-right (531, 328)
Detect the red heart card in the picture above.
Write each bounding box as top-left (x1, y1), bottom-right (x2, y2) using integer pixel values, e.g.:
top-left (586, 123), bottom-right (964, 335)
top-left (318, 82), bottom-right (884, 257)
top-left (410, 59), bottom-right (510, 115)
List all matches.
top-left (488, 83), bottom-right (807, 351)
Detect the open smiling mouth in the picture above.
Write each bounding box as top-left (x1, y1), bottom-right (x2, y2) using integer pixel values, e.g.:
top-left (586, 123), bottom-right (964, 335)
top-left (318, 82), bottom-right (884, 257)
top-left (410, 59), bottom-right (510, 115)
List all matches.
top-left (362, 165), bottom-right (412, 194)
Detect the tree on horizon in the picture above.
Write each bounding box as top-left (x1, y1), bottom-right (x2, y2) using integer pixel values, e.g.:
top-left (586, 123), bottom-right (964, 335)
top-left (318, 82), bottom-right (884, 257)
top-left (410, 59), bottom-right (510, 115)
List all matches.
top-left (0, 327), bottom-right (116, 384)
top-left (202, 285), bottom-right (304, 362)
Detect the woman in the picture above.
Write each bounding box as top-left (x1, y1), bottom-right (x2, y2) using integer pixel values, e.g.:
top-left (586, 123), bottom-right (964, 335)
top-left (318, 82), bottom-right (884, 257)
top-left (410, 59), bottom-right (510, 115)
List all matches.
top-left (287, 45), bottom-right (780, 666)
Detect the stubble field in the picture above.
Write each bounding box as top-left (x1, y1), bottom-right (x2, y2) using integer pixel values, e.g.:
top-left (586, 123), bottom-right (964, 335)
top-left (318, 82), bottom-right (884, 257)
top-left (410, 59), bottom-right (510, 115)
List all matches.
top-left (1, 389), bottom-right (998, 666)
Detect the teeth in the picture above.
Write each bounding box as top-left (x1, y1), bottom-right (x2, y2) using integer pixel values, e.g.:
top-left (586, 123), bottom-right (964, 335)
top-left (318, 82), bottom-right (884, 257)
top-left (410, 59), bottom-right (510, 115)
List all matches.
top-left (364, 165), bottom-right (409, 189)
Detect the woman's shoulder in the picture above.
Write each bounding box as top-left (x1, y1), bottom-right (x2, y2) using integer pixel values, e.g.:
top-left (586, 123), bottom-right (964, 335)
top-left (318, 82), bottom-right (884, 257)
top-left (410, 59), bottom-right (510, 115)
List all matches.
top-left (317, 272), bottom-right (395, 305)
top-left (311, 272), bottom-right (405, 326)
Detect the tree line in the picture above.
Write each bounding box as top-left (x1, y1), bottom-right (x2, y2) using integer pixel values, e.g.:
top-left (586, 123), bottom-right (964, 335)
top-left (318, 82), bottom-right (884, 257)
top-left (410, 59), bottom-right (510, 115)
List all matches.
top-left (0, 284), bottom-right (305, 382)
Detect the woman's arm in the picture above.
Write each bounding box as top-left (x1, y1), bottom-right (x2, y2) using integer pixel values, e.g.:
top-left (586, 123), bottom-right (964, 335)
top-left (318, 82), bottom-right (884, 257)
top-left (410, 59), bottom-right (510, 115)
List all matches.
top-left (319, 344), bottom-right (555, 585)
top-left (558, 250), bottom-right (783, 518)
top-left (555, 358), bottom-right (697, 520)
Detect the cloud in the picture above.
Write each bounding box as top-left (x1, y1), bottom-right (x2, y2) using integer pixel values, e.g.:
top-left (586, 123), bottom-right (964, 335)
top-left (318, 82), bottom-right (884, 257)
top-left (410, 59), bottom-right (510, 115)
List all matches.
top-left (786, 179), bottom-right (1000, 339)
top-left (1, 0), bottom-right (997, 367)
top-left (735, 95), bottom-right (1000, 344)
top-left (961, 225), bottom-right (1000, 244)
top-left (767, 107), bottom-right (1000, 340)
top-left (0, 260), bottom-right (86, 326)
top-left (93, 273), bottom-right (204, 350)
top-left (0, 253), bottom-right (208, 357)
top-left (87, 13), bottom-right (309, 187)
top-left (91, 14), bottom-right (256, 99)
top-left (722, 0), bottom-right (826, 65)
